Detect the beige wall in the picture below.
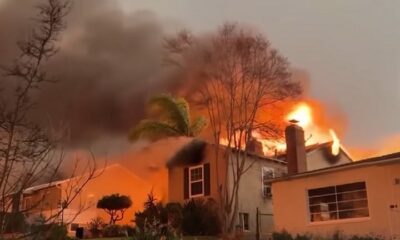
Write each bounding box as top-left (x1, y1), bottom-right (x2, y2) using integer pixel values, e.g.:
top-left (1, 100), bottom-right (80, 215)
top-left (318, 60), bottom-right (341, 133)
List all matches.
top-left (232, 156), bottom-right (286, 239)
top-left (272, 161), bottom-right (400, 238)
top-left (306, 148), bottom-right (352, 171)
top-left (23, 186), bottom-right (62, 213)
top-left (168, 143), bottom-right (287, 239)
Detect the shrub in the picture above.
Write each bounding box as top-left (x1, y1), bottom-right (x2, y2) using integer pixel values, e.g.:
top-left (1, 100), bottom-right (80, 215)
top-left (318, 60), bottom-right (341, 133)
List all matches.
top-left (47, 225), bottom-right (70, 240)
top-left (294, 233), bottom-right (312, 240)
top-left (135, 192), bottom-right (181, 238)
top-left (272, 230), bottom-right (293, 240)
top-left (0, 212), bottom-right (27, 233)
top-left (348, 235), bottom-right (384, 240)
top-left (181, 198), bottom-right (221, 236)
top-left (102, 224), bottom-right (126, 237)
top-left (122, 225), bottom-right (136, 237)
top-left (88, 217), bottom-right (104, 238)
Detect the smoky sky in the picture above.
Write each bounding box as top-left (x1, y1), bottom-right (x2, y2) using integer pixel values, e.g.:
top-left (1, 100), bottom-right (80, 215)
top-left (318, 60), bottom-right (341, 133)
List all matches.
top-left (0, 0), bottom-right (187, 146)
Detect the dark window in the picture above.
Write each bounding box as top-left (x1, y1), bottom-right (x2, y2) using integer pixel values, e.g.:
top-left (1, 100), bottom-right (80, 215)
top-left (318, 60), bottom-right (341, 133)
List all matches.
top-left (308, 181), bottom-right (369, 222)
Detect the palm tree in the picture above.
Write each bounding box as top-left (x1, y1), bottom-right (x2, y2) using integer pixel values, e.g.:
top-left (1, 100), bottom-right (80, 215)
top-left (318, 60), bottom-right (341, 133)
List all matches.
top-left (129, 94), bottom-right (207, 141)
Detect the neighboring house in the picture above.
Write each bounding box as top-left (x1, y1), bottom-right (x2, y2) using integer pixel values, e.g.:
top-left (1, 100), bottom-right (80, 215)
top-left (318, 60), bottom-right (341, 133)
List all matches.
top-left (21, 164), bottom-right (157, 234)
top-left (167, 123), bottom-right (352, 239)
top-left (270, 124), bottom-right (400, 239)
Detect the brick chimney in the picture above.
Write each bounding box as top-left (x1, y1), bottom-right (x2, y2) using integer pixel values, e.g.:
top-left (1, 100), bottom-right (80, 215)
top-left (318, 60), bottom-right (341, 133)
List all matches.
top-left (246, 137), bottom-right (264, 156)
top-left (285, 120), bottom-right (307, 174)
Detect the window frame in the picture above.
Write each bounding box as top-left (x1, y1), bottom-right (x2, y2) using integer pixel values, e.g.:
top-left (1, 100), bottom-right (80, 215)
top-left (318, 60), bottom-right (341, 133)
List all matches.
top-left (189, 165), bottom-right (205, 198)
top-left (262, 167), bottom-right (275, 198)
top-left (307, 181), bottom-right (370, 224)
top-left (239, 212), bottom-right (250, 231)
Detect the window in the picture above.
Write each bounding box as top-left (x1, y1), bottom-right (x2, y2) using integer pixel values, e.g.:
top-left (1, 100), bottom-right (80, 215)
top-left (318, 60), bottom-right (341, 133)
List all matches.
top-left (262, 167), bottom-right (275, 197)
top-left (239, 212), bottom-right (250, 231)
top-left (189, 165), bottom-right (204, 197)
top-left (308, 181), bottom-right (369, 222)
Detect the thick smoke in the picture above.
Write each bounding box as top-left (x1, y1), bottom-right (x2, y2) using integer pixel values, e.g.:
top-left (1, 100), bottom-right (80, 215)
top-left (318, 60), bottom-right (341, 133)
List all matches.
top-left (0, 0), bottom-right (184, 147)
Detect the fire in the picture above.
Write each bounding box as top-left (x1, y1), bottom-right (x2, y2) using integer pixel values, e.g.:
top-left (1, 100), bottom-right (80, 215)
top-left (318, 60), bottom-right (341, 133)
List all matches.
top-left (286, 102), bottom-right (312, 128)
top-left (329, 129), bottom-right (340, 156)
top-left (219, 101), bottom-right (345, 157)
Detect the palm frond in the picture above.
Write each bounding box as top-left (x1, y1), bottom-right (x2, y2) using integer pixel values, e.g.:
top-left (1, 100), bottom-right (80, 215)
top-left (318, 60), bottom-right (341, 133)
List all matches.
top-left (190, 116), bottom-right (207, 136)
top-left (149, 94), bottom-right (189, 135)
top-left (129, 120), bottom-right (181, 141)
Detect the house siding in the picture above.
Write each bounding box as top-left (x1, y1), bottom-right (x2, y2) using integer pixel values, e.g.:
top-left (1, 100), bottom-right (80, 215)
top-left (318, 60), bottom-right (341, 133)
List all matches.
top-left (306, 148), bottom-right (352, 171)
top-left (272, 161), bottom-right (400, 238)
top-left (229, 155), bottom-right (286, 239)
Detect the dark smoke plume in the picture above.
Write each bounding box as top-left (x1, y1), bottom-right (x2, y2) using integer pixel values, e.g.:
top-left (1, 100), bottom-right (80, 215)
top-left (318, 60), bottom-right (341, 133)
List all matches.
top-left (0, 0), bottom-right (183, 146)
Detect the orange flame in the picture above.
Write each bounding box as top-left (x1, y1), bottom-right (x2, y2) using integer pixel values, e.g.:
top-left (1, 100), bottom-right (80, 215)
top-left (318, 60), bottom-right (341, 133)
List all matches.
top-left (329, 129), bottom-right (340, 156)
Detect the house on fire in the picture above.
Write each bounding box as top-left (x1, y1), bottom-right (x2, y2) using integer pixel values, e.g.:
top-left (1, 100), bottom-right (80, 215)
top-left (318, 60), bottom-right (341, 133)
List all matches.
top-left (270, 125), bottom-right (400, 238)
top-left (167, 122), bottom-right (352, 239)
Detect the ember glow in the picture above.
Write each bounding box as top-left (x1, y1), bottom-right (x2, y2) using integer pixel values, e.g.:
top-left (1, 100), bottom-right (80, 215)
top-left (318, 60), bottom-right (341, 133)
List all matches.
top-left (219, 101), bottom-right (344, 157)
top-left (329, 129), bottom-right (340, 156)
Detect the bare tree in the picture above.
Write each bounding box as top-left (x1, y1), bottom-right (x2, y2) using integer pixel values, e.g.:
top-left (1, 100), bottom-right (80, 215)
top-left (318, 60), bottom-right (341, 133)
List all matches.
top-left (0, 0), bottom-right (102, 238)
top-left (165, 23), bottom-right (301, 236)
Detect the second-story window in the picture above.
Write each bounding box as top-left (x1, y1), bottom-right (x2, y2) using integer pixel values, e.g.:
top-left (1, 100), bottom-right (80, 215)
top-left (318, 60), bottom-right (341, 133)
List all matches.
top-left (189, 165), bottom-right (204, 197)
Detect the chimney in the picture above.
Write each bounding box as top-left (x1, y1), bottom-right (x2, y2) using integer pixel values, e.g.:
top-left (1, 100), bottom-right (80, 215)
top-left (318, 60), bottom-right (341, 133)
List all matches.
top-left (246, 138), bottom-right (264, 156)
top-left (285, 120), bottom-right (307, 174)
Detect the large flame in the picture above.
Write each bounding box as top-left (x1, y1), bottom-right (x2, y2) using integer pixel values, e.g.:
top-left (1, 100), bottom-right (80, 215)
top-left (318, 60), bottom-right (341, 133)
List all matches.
top-left (286, 102), bottom-right (312, 128)
top-left (329, 129), bottom-right (340, 156)
top-left (219, 101), bottom-right (344, 157)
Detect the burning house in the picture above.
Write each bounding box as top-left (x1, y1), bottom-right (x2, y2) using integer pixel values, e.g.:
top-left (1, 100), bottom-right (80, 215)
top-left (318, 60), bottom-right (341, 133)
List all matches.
top-left (166, 119), bottom-right (353, 239)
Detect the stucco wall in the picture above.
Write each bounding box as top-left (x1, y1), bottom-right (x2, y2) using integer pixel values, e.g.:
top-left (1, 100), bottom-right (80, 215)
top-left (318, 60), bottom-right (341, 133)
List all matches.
top-left (229, 155), bottom-right (286, 239)
top-left (272, 161), bottom-right (400, 238)
top-left (23, 185), bottom-right (62, 213)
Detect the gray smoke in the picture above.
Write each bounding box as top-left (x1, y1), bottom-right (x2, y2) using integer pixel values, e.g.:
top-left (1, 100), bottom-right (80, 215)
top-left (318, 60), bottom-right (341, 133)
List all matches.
top-left (0, 0), bottom-right (185, 147)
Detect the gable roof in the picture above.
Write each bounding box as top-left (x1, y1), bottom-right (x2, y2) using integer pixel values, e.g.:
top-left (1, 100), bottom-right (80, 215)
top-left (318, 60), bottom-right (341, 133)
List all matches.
top-left (270, 151), bottom-right (400, 183)
top-left (22, 164), bottom-right (137, 194)
top-left (166, 139), bottom-right (286, 168)
top-left (275, 141), bottom-right (353, 162)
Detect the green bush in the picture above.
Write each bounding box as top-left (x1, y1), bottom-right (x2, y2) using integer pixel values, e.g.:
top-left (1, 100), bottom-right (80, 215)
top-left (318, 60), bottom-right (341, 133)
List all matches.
top-left (272, 230), bottom-right (293, 240)
top-left (348, 235), bottom-right (384, 240)
top-left (294, 233), bottom-right (312, 240)
top-left (272, 231), bottom-right (385, 240)
top-left (48, 225), bottom-right (70, 240)
top-left (0, 212), bottom-right (27, 233)
top-left (88, 217), bottom-right (104, 238)
top-left (181, 198), bottom-right (221, 236)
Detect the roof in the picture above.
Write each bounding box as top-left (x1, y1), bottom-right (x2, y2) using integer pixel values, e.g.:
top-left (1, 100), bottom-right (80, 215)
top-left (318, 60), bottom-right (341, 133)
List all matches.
top-left (167, 139), bottom-right (286, 168)
top-left (275, 141), bottom-right (353, 161)
top-left (23, 179), bottom-right (71, 194)
top-left (270, 151), bottom-right (400, 183)
top-left (22, 164), bottom-right (126, 194)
